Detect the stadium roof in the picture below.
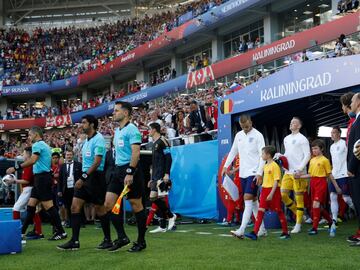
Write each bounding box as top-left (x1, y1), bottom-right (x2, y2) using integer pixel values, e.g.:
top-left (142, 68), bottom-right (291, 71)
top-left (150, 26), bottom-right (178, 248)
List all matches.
top-left (3, 0), bottom-right (187, 26)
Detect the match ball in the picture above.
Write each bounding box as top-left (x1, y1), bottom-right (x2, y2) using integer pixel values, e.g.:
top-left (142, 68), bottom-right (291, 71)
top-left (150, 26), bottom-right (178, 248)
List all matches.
top-left (2, 174), bottom-right (16, 187)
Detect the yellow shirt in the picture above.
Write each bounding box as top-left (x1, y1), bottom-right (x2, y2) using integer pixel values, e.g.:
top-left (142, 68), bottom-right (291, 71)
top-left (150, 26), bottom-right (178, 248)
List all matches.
top-left (262, 161), bottom-right (281, 188)
top-left (308, 155), bottom-right (332, 177)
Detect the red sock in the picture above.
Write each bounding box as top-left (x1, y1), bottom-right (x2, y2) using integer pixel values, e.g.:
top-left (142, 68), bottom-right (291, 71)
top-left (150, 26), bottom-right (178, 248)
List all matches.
top-left (338, 196), bottom-right (347, 218)
top-left (33, 213), bottom-right (42, 235)
top-left (254, 210), bottom-right (265, 234)
top-left (277, 210), bottom-right (288, 234)
top-left (226, 201), bottom-right (235, 223)
top-left (146, 203), bottom-right (158, 226)
top-left (321, 208), bottom-right (332, 224)
top-left (13, 211), bottom-right (21, 220)
top-left (312, 207), bottom-right (321, 230)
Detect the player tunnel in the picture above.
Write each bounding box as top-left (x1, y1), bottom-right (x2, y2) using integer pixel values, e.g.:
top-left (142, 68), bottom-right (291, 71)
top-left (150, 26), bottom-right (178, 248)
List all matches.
top-left (217, 54), bottom-right (360, 221)
top-left (231, 89), bottom-right (352, 153)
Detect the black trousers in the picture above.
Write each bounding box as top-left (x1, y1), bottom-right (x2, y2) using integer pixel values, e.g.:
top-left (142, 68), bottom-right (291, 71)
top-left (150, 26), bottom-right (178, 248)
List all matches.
top-left (63, 187), bottom-right (87, 225)
top-left (349, 177), bottom-right (360, 229)
top-left (63, 187), bottom-right (74, 217)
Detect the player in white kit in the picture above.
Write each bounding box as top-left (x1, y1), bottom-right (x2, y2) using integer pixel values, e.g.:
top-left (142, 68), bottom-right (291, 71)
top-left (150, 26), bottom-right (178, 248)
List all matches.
top-left (329, 126), bottom-right (355, 237)
top-left (279, 117), bottom-right (311, 234)
top-left (221, 115), bottom-right (266, 238)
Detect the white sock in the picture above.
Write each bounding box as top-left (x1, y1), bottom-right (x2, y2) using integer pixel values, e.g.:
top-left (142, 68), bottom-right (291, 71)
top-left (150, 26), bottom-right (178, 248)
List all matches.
top-left (330, 192), bottom-right (339, 221)
top-left (239, 200), bottom-right (253, 234)
top-left (252, 200), bottom-right (259, 217)
top-left (252, 200), bottom-right (265, 231)
top-left (343, 195), bottom-right (355, 210)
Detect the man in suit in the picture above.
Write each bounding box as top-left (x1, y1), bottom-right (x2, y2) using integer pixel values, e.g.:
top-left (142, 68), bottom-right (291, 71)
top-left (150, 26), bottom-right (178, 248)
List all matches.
top-left (189, 100), bottom-right (213, 141)
top-left (347, 93), bottom-right (360, 246)
top-left (58, 149), bottom-right (82, 227)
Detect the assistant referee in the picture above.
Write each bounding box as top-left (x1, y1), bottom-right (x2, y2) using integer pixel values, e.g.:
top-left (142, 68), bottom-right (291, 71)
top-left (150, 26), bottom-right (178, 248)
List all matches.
top-left (103, 101), bottom-right (147, 252)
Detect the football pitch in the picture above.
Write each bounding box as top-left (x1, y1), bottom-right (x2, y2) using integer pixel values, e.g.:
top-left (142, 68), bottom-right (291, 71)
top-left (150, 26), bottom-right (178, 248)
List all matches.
top-left (2, 221), bottom-right (360, 270)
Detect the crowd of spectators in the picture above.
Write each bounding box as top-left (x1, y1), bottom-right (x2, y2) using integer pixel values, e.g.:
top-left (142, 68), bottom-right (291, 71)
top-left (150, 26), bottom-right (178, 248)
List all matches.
top-left (187, 53), bottom-right (211, 73)
top-left (0, 0), bottom-right (227, 87)
top-left (2, 31), bottom-right (360, 157)
top-left (2, 32), bottom-right (359, 121)
top-left (337, 0), bottom-right (359, 13)
top-left (1, 104), bottom-right (62, 120)
top-left (1, 82), bottom-right (228, 158)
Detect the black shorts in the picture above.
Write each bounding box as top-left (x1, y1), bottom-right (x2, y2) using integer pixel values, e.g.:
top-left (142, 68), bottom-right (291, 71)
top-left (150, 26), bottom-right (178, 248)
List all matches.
top-left (31, 172), bottom-right (53, 201)
top-left (150, 180), bottom-right (158, 192)
top-left (73, 171), bottom-right (106, 205)
top-left (107, 164), bottom-right (144, 199)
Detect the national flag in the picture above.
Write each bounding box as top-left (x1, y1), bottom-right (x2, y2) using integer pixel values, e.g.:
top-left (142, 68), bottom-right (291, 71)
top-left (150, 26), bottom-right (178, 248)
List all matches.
top-left (229, 82), bottom-right (243, 92)
top-left (222, 175), bottom-right (239, 201)
top-left (220, 99), bottom-right (233, 114)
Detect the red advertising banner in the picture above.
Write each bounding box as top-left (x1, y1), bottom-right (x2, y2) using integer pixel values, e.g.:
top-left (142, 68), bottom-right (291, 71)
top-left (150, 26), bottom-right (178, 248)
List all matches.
top-left (45, 115), bottom-right (72, 128)
top-left (187, 11), bottom-right (360, 88)
top-left (0, 118), bottom-right (46, 131)
top-left (78, 20), bottom-right (193, 86)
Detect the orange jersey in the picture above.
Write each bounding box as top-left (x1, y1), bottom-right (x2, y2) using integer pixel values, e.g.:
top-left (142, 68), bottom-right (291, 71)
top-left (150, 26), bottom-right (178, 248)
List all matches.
top-left (262, 161), bottom-right (281, 188)
top-left (308, 155), bottom-right (331, 177)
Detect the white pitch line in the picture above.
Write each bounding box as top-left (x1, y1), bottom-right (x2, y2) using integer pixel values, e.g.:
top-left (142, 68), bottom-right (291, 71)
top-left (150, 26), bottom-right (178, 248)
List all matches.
top-left (174, 230), bottom-right (190, 233)
top-left (218, 234), bottom-right (233, 237)
top-left (270, 231), bottom-right (283, 234)
top-left (196, 232), bottom-right (213, 235)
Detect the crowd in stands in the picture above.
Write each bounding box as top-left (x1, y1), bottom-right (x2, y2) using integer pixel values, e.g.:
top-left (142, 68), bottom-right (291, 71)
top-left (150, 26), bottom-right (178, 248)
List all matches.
top-left (1, 104), bottom-right (62, 120)
top-left (337, 0), bottom-right (359, 13)
top-left (187, 54), bottom-right (211, 73)
top-left (1, 83), bottom-right (227, 158)
top-left (2, 32), bottom-right (359, 121)
top-left (0, 0), bottom-right (227, 87)
top-left (1, 33), bottom-right (360, 159)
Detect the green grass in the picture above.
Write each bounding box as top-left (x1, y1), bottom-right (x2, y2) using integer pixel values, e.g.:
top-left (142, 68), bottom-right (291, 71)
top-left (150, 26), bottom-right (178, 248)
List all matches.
top-left (2, 221), bottom-right (360, 270)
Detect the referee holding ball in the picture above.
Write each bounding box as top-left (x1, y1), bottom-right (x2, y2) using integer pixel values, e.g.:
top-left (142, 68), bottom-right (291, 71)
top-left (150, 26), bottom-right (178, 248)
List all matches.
top-left (7, 126), bottom-right (66, 241)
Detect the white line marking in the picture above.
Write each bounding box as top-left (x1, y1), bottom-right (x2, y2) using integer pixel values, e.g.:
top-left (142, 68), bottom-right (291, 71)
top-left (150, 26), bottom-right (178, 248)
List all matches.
top-left (196, 232), bottom-right (213, 235)
top-left (270, 231), bottom-right (283, 234)
top-left (218, 234), bottom-right (233, 237)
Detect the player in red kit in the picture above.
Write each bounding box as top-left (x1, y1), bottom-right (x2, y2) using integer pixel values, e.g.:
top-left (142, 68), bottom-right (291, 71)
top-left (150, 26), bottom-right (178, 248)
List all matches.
top-left (11, 147), bottom-right (43, 239)
top-left (223, 156), bottom-right (243, 225)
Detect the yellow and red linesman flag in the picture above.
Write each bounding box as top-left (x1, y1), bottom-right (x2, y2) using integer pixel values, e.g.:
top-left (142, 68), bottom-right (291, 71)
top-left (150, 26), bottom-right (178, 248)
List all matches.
top-left (112, 185), bottom-right (130, 215)
top-left (220, 99), bottom-right (233, 114)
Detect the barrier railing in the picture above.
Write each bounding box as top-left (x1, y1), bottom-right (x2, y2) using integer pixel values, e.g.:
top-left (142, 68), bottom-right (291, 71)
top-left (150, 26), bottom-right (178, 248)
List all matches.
top-left (141, 129), bottom-right (218, 149)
